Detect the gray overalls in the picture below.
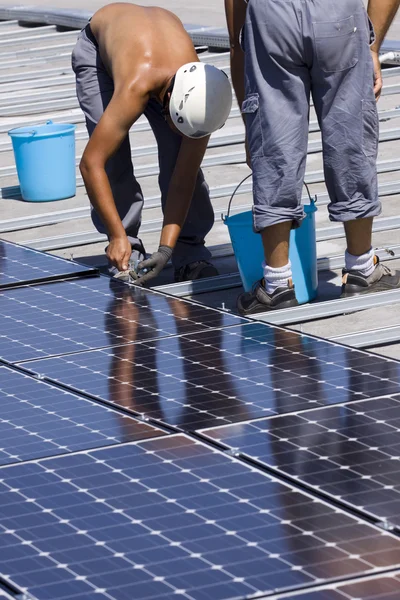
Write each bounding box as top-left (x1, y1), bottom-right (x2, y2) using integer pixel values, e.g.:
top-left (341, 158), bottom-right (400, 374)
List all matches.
top-left (242, 0), bottom-right (381, 231)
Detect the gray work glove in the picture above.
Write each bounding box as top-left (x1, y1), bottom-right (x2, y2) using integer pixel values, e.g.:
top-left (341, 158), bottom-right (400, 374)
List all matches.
top-left (131, 245), bottom-right (173, 286)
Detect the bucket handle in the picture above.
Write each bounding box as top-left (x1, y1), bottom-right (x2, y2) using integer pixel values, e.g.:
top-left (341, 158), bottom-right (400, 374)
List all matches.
top-left (222, 174), bottom-right (317, 222)
top-left (222, 173), bottom-right (253, 222)
top-left (24, 119), bottom-right (54, 137)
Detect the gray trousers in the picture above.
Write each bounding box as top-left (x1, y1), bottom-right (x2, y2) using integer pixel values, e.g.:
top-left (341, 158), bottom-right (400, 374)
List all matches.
top-left (71, 26), bottom-right (213, 269)
top-left (243, 0), bottom-right (381, 232)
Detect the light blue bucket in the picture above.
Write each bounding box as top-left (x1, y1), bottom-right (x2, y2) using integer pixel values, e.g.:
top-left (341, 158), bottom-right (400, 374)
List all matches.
top-left (223, 180), bottom-right (318, 305)
top-left (8, 120), bottom-right (76, 202)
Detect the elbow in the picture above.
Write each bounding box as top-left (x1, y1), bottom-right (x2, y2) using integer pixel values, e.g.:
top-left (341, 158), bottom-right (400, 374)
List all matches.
top-left (79, 155), bottom-right (100, 180)
top-left (79, 157), bottom-right (88, 177)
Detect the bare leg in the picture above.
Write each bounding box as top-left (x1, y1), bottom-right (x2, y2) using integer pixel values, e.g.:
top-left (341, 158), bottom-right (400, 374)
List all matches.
top-left (261, 221), bottom-right (292, 267)
top-left (344, 217), bottom-right (373, 256)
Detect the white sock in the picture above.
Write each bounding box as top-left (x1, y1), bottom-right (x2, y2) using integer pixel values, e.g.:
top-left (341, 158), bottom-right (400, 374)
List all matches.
top-left (263, 261), bottom-right (292, 294)
top-left (345, 247), bottom-right (375, 277)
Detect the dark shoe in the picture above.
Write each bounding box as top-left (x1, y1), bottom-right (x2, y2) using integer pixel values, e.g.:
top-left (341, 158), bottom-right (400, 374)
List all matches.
top-left (237, 278), bottom-right (299, 316)
top-left (341, 256), bottom-right (400, 297)
top-left (174, 261), bottom-right (219, 282)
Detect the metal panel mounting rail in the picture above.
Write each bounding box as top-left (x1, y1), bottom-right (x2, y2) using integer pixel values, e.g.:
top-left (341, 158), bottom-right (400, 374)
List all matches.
top-left (330, 325), bottom-right (400, 348)
top-left (250, 288), bottom-right (400, 325)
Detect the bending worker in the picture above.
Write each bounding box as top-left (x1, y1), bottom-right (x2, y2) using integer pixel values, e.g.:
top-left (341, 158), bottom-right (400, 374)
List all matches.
top-left (72, 3), bottom-right (232, 285)
top-left (225, 0), bottom-right (400, 315)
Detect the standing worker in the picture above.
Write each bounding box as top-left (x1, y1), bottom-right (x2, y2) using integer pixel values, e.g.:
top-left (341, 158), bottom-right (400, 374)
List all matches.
top-left (225, 0), bottom-right (400, 315)
top-left (72, 3), bottom-right (232, 285)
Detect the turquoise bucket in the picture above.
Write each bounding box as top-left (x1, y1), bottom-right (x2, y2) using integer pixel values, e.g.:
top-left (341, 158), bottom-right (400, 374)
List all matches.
top-left (223, 184), bottom-right (318, 305)
top-left (8, 120), bottom-right (76, 202)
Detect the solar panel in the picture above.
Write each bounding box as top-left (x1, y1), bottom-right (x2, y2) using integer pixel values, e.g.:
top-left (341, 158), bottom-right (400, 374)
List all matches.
top-left (201, 396), bottom-right (400, 529)
top-left (0, 240), bottom-right (97, 289)
top-left (1, 435), bottom-right (400, 600)
top-left (0, 276), bottom-right (243, 363)
top-left (273, 571), bottom-right (400, 599)
top-left (0, 365), bottom-right (166, 466)
top-left (21, 323), bottom-right (400, 430)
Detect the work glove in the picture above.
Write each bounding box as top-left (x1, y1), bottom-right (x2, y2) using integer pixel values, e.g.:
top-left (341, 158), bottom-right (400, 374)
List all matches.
top-left (131, 245), bottom-right (173, 286)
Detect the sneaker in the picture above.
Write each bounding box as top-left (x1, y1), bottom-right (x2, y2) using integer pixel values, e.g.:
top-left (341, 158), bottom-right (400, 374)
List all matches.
top-left (237, 278), bottom-right (299, 316)
top-left (341, 256), bottom-right (400, 297)
top-left (174, 261), bottom-right (219, 282)
top-left (107, 243), bottom-right (146, 284)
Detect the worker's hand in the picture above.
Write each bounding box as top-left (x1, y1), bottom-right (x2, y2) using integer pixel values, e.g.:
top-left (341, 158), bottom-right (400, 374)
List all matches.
top-left (131, 245), bottom-right (173, 285)
top-left (371, 50), bottom-right (383, 101)
top-left (106, 235), bottom-right (132, 272)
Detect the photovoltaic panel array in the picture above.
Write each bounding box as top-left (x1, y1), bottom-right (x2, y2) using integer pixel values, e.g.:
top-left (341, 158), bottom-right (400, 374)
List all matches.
top-left (21, 323), bottom-right (400, 430)
top-left (0, 240), bottom-right (97, 289)
top-left (1, 435), bottom-right (400, 600)
top-left (0, 276), bottom-right (243, 363)
top-left (0, 365), bottom-right (166, 466)
top-left (272, 571), bottom-right (400, 599)
top-left (201, 396), bottom-right (400, 529)
top-left (2, 238), bottom-right (400, 600)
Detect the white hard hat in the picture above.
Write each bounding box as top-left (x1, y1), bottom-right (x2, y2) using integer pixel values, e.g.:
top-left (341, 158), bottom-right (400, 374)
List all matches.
top-left (169, 62), bottom-right (232, 138)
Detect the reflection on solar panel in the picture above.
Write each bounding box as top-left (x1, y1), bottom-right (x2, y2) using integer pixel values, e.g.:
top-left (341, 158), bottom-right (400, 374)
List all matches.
top-left (201, 396), bottom-right (400, 528)
top-left (0, 365), bottom-right (166, 466)
top-left (0, 276), bottom-right (243, 363)
top-left (0, 240), bottom-right (97, 289)
top-left (273, 571), bottom-right (400, 599)
top-left (21, 323), bottom-right (400, 429)
top-left (1, 435), bottom-right (400, 600)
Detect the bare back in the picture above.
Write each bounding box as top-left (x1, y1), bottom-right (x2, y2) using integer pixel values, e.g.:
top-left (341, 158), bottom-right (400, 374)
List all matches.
top-left (90, 3), bottom-right (198, 95)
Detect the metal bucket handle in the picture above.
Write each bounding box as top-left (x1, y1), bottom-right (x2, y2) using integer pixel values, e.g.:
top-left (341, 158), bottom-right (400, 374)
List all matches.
top-left (222, 174), bottom-right (317, 222)
top-left (23, 119), bottom-right (54, 138)
top-left (222, 173), bottom-right (252, 222)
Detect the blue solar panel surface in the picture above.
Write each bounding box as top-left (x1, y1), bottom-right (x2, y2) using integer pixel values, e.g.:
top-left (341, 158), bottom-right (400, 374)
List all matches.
top-left (274, 572), bottom-right (400, 599)
top-left (201, 396), bottom-right (400, 528)
top-left (0, 365), bottom-right (166, 466)
top-left (3, 243), bottom-right (400, 600)
top-left (1, 435), bottom-right (400, 600)
top-left (21, 324), bottom-right (400, 429)
top-left (0, 240), bottom-right (97, 289)
top-left (0, 276), bottom-right (243, 363)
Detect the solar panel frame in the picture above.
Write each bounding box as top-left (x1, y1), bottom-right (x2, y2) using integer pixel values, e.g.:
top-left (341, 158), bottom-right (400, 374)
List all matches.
top-left (1, 435), bottom-right (400, 600)
top-left (200, 395), bottom-right (400, 530)
top-left (0, 588), bottom-right (16, 600)
top-left (0, 364), bottom-right (167, 466)
top-left (19, 323), bottom-right (400, 431)
top-left (0, 239), bottom-right (98, 289)
top-left (269, 570), bottom-right (400, 599)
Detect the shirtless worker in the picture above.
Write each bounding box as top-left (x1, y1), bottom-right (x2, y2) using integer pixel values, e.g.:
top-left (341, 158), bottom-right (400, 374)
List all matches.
top-left (72, 3), bottom-right (232, 285)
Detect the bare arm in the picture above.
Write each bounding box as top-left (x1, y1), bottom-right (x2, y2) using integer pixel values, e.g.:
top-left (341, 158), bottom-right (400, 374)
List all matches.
top-left (224, 0), bottom-right (247, 111)
top-left (79, 85), bottom-right (149, 271)
top-left (160, 135), bottom-right (210, 249)
top-left (133, 134), bottom-right (210, 285)
top-left (368, 0), bottom-right (400, 51)
top-left (225, 0), bottom-right (252, 166)
top-left (368, 0), bottom-right (400, 99)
